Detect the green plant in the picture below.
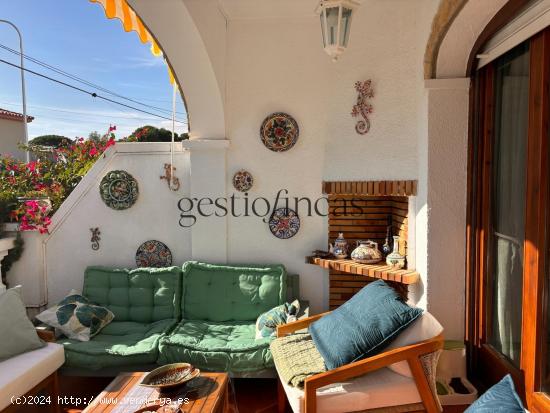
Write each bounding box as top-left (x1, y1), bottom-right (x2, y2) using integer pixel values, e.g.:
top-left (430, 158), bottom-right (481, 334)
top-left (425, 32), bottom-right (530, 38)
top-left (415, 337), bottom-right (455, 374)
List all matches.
top-left (1, 232), bottom-right (23, 288)
top-left (121, 125), bottom-right (189, 142)
top-left (0, 133), bottom-right (115, 281)
top-left (29, 135), bottom-right (72, 148)
top-left (0, 198), bottom-right (10, 230)
top-left (0, 134), bottom-right (116, 233)
top-left (88, 131), bottom-right (102, 142)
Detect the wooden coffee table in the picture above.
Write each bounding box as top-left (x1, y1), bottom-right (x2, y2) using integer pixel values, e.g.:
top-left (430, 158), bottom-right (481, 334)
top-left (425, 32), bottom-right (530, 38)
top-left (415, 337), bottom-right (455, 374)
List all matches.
top-left (83, 372), bottom-right (229, 413)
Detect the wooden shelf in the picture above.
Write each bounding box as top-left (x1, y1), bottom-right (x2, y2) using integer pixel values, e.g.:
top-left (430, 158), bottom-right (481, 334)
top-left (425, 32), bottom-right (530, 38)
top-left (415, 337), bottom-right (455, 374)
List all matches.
top-left (306, 256), bottom-right (420, 285)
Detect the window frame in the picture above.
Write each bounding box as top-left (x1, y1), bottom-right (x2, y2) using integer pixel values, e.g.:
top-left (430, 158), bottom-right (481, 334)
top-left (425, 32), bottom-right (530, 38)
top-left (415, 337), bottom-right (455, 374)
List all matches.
top-left (467, 29), bottom-right (550, 413)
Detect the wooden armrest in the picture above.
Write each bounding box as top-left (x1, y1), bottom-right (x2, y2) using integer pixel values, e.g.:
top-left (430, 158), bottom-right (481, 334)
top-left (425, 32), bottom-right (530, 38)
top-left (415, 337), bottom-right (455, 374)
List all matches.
top-left (276, 312), bottom-right (331, 337)
top-left (36, 326), bottom-right (56, 343)
top-left (303, 334), bottom-right (444, 413)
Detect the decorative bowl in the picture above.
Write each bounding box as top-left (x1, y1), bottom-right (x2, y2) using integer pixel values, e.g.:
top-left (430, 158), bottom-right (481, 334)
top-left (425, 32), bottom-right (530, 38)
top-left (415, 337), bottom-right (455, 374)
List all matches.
top-left (139, 363), bottom-right (200, 391)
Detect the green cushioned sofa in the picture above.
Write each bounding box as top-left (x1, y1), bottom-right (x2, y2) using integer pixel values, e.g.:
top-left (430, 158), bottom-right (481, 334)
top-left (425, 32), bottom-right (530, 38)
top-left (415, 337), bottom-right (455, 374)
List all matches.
top-left (58, 262), bottom-right (303, 378)
top-left (59, 266), bottom-right (182, 373)
top-left (157, 261), bottom-right (289, 376)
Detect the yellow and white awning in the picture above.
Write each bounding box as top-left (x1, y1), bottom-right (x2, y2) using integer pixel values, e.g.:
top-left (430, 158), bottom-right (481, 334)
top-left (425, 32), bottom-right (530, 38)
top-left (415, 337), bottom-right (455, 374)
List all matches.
top-left (90, 0), bottom-right (175, 85)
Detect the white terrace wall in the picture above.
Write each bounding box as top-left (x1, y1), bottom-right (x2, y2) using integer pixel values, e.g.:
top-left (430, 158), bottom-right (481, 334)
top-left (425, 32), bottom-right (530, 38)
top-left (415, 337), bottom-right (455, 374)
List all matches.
top-left (221, 0), bottom-right (438, 316)
top-left (7, 0), bottom-right (475, 340)
top-left (128, 0), bottom-right (442, 322)
top-left (7, 143), bottom-right (192, 306)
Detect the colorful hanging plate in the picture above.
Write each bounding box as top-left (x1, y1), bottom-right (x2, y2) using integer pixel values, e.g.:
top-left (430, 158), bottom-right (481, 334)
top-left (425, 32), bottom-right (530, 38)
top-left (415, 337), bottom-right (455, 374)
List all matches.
top-left (260, 112), bottom-right (299, 152)
top-left (99, 170), bottom-right (139, 210)
top-left (269, 208), bottom-right (300, 239)
top-left (135, 240), bottom-right (173, 268)
top-left (233, 170), bottom-right (254, 192)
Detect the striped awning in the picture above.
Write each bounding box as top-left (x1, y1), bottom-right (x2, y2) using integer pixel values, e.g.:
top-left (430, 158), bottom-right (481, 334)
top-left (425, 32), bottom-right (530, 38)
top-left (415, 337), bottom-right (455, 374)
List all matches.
top-left (90, 0), bottom-right (175, 84)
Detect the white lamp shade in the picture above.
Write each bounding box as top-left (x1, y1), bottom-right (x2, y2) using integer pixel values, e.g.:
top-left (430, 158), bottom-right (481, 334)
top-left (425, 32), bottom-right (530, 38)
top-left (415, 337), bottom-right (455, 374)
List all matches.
top-left (317, 0), bottom-right (359, 61)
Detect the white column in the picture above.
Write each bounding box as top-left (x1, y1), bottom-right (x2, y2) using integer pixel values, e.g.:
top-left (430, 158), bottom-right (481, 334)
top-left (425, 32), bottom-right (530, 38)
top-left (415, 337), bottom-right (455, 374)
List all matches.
top-left (424, 77), bottom-right (471, 341)
top-left (0, 237), bottom-right (15, 293)
top-left (184, 139), bottom-right (229, 263)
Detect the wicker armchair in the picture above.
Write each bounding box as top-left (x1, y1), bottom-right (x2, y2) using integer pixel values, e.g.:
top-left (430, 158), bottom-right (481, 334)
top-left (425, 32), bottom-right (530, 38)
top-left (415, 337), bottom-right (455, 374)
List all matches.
top-left (276, 312), bottom-right (444, 413)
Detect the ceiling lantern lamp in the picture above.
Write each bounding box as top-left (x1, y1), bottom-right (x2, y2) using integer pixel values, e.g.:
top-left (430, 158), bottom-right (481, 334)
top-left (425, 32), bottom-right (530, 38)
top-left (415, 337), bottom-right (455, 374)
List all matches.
top-left (317, 0), bottom-right (360, 61)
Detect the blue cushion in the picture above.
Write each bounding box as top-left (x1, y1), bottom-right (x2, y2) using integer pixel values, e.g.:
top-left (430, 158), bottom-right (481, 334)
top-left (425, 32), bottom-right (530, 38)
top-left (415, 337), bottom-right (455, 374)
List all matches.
top-left (310, 280), bottom-right (423, 370)
top-left (465, 375), bottom-right (524, 413)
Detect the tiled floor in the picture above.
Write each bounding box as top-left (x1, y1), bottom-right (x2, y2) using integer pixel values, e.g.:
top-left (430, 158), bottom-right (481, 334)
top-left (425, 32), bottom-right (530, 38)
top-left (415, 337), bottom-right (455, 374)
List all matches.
top-left (56, 376), bottom-right (279, 413)
top-left (19, 375), bottom-right (468, 413)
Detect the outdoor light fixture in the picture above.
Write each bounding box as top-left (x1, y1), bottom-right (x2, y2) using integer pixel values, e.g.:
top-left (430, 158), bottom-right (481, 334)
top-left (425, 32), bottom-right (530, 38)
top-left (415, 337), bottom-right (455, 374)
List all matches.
top-left (317, 0), bottom-right (360, 61)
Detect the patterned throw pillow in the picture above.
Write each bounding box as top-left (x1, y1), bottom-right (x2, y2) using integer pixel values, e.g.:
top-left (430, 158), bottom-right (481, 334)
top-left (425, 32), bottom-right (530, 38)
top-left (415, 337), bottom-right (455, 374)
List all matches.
top-left (256, 300), bottom-right (300, 339)
top-left (36, 291), bottom-right (114, 341)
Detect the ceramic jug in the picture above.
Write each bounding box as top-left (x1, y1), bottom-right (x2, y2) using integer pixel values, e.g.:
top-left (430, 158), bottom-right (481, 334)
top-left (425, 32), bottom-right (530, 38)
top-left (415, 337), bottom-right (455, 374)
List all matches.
top-left (350, 240), bottom-right (383, 264)
top-left (329, 232), bottom-right (348, 259)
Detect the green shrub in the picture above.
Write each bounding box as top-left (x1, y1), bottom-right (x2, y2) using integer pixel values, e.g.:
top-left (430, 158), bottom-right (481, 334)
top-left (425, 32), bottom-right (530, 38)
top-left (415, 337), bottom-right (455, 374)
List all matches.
top-left (29, 135), bottom-right (72, 148)
top-left (121, 125), bottom-right (189, 142)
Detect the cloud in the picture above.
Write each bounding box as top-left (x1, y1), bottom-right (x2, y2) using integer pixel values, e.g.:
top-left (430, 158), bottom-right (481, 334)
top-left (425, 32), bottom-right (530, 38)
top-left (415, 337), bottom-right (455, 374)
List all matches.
top-left (123, 56), bottom-right (165, 68)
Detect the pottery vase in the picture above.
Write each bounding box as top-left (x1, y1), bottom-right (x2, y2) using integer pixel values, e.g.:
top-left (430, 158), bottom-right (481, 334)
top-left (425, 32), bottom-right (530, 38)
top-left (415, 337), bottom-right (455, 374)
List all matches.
top-left (351, 240), bottom-right (383, 264)
top-left (330, 232), bottom-right (348, 259)
top-left (386, 236), bottom-right (406, 269)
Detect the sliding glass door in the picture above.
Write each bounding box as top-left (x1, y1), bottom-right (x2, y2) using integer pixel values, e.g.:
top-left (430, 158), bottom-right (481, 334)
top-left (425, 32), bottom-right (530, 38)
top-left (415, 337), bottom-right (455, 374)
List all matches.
top-left (487, 43), bottom-right (529, 367)
top-left (468, 29), bottom-right (550, 413)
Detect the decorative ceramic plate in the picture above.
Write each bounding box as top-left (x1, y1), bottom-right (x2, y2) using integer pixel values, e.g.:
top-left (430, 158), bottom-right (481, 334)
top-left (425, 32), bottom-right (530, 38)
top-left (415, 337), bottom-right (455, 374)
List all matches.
top-left (140, 363), bottom-right (199, 391)
top-left (136, 240), bottom-right (173, 268)
top-left (99, 170), bottom-right (139, 210)
top-left (269, 208), bottom-right (300, 239)
top-left (233, 170), bottom-right (254, 192)
top-left (260, 112), bottom-right (299, 152)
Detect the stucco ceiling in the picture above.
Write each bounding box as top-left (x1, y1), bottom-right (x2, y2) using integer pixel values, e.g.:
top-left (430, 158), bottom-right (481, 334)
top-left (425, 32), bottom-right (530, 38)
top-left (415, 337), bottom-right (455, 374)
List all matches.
top-left (215, 0), bottom-right (320, 20)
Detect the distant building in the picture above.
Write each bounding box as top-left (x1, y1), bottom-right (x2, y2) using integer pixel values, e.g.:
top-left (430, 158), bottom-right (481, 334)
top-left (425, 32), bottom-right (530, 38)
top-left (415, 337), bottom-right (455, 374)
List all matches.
top-left (0, 108), bottom-right (34, 161)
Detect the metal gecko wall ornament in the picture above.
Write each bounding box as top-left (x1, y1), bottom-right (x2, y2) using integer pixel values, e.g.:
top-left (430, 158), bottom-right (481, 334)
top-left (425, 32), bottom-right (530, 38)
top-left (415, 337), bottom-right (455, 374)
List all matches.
top-left (90, 227), bottom-right (101, 251)
top-left (351, 79), bottom-right (374, 135)
top-left (160, 163), bottom-right (180, 191)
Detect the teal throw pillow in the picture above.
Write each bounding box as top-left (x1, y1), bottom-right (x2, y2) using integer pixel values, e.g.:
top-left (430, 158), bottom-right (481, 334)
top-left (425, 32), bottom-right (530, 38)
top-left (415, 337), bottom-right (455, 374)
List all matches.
top-left (256, 300), bottom-right (300, 339)
top-left (465, 375), bottom-right (524, 413)
top-left (36, 291), bottom-right (114, 341)
top-left (0, 287), bottom-right (45, 360)
top-left (310, 280), bottom-right (423, 370)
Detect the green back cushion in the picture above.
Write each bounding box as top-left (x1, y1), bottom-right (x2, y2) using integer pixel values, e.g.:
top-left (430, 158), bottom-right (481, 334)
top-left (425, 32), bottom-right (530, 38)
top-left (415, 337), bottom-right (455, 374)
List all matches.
top-left (182, 261), bottom-right (287, 321)
top-left (83, 266), bottom-right (182, 323)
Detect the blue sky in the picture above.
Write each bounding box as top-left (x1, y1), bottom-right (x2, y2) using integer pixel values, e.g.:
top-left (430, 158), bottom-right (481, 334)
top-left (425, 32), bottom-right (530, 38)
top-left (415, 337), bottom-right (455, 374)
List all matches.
top-left (0, 0), bottom-right (187, 140)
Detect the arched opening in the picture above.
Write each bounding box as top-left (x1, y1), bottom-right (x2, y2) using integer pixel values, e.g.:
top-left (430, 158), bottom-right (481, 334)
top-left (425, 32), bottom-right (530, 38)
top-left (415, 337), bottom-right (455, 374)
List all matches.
top-left (126, 0), bottom-right (226, 140)
top-left (89, 0), bottom-right (226, 140)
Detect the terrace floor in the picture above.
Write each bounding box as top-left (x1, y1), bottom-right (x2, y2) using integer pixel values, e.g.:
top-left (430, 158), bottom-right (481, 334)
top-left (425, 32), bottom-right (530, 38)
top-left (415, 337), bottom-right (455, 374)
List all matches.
top-left (18, 376), bottom-right (470, 413)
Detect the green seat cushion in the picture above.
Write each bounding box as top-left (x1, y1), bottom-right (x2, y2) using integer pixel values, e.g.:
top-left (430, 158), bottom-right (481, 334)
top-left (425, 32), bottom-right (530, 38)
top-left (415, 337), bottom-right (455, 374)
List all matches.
top-left (83, 266), bottom-right (182, 322)
top-left (60, 319), bottom-right (176, 370)
top-left (182, 261), bottom-right (287, 321)
top-left (158, 320), bottom-right (273, 373)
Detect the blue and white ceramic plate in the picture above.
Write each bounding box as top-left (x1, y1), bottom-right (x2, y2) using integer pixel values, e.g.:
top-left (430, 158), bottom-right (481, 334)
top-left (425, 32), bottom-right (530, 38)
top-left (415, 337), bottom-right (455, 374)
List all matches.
top-left (268, 208), bottom-right (300, 239)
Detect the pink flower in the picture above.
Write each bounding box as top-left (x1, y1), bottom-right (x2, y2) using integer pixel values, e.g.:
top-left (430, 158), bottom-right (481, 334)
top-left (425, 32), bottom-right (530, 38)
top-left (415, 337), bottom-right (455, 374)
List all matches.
top-left (27, 161), bottom-right (37, 172)
top-left (20, 223), bottom-right (36, 231)
top-left (89, 147), bottom-right (98, 157)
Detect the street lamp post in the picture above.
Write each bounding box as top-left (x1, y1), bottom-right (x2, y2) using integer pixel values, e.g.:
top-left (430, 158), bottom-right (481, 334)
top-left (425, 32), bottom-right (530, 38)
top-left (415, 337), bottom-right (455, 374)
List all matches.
top-left (0, 20), bottom-right (29, 162)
